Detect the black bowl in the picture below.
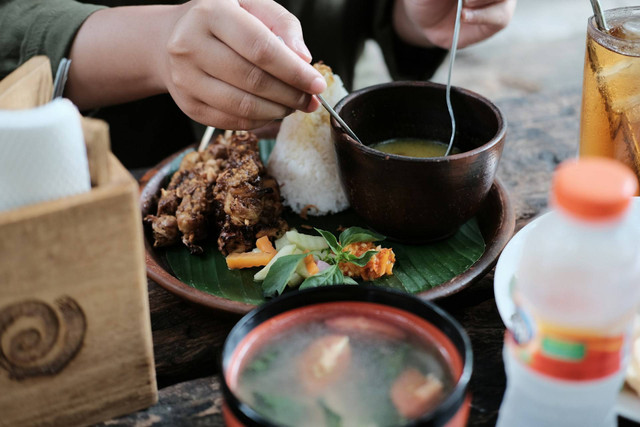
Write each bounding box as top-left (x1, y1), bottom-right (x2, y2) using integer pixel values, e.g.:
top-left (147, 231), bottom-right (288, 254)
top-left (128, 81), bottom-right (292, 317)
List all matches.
top-left (331, 81), bottom-right (506, 243)
top-left (221, 286), bottom-right (473, 427)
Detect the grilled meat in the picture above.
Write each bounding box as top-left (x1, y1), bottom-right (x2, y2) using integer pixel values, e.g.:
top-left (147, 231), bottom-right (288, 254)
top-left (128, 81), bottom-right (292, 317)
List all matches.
top-left (145, 131), bottom-right (288, 255)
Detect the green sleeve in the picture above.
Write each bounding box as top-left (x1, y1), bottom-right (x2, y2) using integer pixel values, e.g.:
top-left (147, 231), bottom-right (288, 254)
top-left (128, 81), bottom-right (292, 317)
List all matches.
top-left (278, 0), bottom-right (446, 90)
top-left (0, 0), bottom-right (105, 80)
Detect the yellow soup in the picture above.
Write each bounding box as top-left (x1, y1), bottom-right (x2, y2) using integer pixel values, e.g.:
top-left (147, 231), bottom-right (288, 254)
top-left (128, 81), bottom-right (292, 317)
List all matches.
top-left (371, 138), bottom-right (460, 158)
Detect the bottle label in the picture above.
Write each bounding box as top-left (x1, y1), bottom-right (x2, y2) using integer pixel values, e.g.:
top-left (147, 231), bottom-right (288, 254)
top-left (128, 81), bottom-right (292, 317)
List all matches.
top-left (507, 276), bottom-right (631, 381)
top-left (507, 325), bottom-right (627, 381)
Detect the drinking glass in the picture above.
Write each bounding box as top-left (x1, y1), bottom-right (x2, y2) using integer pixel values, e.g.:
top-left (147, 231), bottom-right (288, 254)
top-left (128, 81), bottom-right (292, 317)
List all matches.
top-left (579, 7), bottom-right (640, 185)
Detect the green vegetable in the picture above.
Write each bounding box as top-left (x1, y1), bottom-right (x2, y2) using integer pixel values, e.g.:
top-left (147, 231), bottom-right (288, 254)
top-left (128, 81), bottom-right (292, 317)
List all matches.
top-left (299, 265), bottom-right (357, 289)
top-left (319, 400), bottom-right (343, 427)
top-left (287, 271), bottom-right (304, 287)
top-left (315, 228), bottom-right (342, 255)
top-left (252, 392), bottom-right (304, 425)
top-left (274, 235), bottom-right (290, 251)
top-left (285, 229), bottom-right (329, 251)
top-left (164, 209), bottom-right (486, 303)
top-left (262, 254), bottom-right (307, 297)
top-left (315, 227), bottom-right (380, 266)
top-left (244, 349), bottom-right (279, 376)
top-left (254, 244), bottom-right (297, 281)
top-left (260, 227), bottom-right (381, 297)
top-left (339, 226), bottom-right (385, 246)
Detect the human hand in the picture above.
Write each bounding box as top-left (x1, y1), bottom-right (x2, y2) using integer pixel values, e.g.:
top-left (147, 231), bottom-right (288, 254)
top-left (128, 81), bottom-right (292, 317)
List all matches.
top-left (161, 0), bottom-right (326, 129)
top-left (393, 0), bottom-right (517, 49)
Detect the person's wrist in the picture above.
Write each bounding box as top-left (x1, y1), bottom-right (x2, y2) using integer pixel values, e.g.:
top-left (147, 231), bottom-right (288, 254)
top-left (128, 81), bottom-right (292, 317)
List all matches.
top-left (147, 4), bottom-right (184, 95)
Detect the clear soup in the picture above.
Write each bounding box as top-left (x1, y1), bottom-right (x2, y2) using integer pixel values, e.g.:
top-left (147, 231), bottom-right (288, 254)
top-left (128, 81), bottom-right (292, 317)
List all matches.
top-left (234, 314), bottom-right (454, 426)
top-left (370, 138), bottom-right (461, 158)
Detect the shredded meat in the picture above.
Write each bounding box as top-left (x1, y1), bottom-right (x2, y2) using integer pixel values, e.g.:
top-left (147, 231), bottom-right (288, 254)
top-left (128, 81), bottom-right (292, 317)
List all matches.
top-left (145, 131), bottom-right (288, 255)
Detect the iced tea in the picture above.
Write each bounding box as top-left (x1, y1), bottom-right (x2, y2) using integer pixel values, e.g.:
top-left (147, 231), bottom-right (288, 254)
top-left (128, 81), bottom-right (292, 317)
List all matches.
top-left (580, 7), bottom-right (640, 184)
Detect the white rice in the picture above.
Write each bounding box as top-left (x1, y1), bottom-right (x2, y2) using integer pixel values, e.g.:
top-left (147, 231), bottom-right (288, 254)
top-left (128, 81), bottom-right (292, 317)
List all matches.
top-left (267, 65), bottom-right (350, 215)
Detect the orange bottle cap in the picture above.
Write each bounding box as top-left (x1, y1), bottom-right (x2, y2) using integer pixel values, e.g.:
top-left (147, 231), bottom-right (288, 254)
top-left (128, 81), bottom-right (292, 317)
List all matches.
top-left (551, 158), bottom-right (637, 221)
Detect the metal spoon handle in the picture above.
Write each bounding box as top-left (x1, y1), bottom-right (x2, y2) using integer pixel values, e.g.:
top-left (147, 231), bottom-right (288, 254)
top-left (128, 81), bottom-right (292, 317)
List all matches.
top-left (317, 94), bottom-right (362, 144)
top-left (444, 0), bottom-right (463, 157)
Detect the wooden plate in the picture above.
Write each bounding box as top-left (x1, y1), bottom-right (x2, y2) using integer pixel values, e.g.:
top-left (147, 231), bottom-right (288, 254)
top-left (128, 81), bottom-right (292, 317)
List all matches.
top-left (140, 147), bottom-right (515, 315)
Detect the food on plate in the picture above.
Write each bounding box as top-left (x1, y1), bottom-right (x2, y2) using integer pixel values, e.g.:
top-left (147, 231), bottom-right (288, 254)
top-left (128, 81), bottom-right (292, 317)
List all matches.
top-left (231, 226), bottom-right (395, 297)
top-left (267, 63), bottom-right (350, 216)
top-left (234, 312), bottom-right (453, 425)
top-left (214, 132), bottom-right (288, 255)
top-left (224, 236), bottom-right (277, 269)
top-left (145, 131), bottom-right (288, 255)
top-left (339, 241), bottom-right (396, 281)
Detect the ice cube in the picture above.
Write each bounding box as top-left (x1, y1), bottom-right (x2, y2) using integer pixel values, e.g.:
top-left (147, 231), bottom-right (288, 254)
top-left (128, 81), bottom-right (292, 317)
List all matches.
top-left (611, 93), bottom-right (640, 119)
top-left (618, 17), bottom-right (640, 41)
top-left (597, 58), bottom-right (640, 114)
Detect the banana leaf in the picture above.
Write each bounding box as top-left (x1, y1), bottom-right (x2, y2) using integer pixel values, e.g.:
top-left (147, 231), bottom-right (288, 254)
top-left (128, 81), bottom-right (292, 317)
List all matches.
top-left (162, 140), bottom-right (485, 305)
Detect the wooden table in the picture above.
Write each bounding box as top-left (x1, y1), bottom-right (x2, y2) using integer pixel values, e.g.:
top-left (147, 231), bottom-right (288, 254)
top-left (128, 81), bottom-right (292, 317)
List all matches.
top-left (104, 87), bottom-right (640, 426)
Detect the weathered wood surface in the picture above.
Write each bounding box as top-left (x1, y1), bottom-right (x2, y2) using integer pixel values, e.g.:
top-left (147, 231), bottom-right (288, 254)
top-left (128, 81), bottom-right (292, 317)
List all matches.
top-left (106, 88), bottom-right (639, 426)
top-left (0, 60), bottom-right (157, 427)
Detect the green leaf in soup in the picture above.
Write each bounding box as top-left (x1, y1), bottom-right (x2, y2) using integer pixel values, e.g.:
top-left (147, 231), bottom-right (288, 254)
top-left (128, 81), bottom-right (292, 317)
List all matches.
top-left (244, 348), bottom-right (279, 377)
top-left (319, 400), bottom-right (343, 427)
top-left (252, 391), bottom-right (304, 426)
top-left (357, 344), bottom-right (411, 425)
top-left (342, 250), bottom-right (378, 267)
top-left (299, 265), bottom-right (352, 289)
top-left (314, 228), bottom-right (342, 255)
top-left (339, 226), bottom-right (386, 246)
top-left (262, 253), bottom-right (308, 297)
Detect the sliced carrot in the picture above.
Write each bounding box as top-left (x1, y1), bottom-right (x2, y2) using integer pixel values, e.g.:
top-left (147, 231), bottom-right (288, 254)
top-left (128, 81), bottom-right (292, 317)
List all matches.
top-left (390, 368), bottom-right (444, 419)
top-left (304, 254), bottom-right (319, 276)
top-left (256, 236), bottom-right (276, 254)
top-left (226, 250), bottom-right (275, 269)
top-left (298, 335), bottom-right (351, 395)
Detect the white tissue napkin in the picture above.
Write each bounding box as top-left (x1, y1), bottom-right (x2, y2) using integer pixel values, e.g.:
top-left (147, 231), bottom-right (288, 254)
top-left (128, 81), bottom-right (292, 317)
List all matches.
top-left (0, 98), bottom-right (91, 212)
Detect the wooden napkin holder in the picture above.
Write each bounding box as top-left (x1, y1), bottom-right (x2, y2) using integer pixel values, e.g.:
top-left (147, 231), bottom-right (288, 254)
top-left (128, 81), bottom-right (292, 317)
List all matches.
top-left (0, 57), bottom-right (157, 426)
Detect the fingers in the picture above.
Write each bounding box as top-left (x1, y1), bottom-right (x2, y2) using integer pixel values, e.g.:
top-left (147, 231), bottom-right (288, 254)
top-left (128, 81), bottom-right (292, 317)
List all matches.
top-left (184, 99), bottom-right (273, 130)
top-left (208, 0), bottom-right (326, 95)
top-left (185, 35), bottom-right (315, 113)
top-left (462, 0), bottom-right (516, 27)
top-left (168, 56), bottom-right (292, 121)
top-left (239, 0), bottom-right (312, 62)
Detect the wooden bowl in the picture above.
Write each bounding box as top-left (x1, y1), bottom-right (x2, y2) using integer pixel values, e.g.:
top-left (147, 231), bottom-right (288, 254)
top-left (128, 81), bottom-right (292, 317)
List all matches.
top-left (140, 142), bottom-right (514, 313)
top-left (332, 81), bottom-right (506, 243)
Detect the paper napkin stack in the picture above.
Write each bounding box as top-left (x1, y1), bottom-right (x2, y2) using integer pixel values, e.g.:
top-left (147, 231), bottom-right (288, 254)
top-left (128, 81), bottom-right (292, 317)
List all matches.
top-left (0, 98), bottom-right (91, 212)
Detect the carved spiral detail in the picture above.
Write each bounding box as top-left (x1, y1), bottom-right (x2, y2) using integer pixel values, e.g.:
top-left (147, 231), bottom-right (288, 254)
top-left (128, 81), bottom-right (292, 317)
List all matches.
top-left (0, 296), bottom-right (86, 380)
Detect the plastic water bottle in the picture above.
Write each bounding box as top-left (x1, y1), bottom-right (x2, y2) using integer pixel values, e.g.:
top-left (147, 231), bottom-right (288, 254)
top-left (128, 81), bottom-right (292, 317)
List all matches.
top-left (496, 158), bottom-right (640, 427)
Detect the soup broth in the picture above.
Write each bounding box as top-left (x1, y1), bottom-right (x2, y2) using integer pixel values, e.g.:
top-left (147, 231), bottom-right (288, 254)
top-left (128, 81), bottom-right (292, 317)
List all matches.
top-left (371, 138), bottom-right (461, 158)
top-left (235, 316), bottom-right (454, 426)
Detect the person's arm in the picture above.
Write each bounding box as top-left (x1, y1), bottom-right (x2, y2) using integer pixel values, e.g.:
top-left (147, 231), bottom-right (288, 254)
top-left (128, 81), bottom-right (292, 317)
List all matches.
top-left (1, 0), bottom-right (327, 130)
top-left (67, 0), bottom-right (328, 130)
top-left (0, 0), bottom-right (104, 81)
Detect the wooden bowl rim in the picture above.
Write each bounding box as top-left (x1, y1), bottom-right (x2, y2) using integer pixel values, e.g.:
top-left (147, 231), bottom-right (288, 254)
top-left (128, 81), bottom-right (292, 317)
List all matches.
top-left (140, 146), bottom-right (515, 315)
